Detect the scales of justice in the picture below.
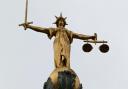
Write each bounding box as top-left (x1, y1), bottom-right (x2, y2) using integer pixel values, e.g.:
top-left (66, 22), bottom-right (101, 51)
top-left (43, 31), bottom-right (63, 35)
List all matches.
top-left (19, 0), bottom-right (109, 89)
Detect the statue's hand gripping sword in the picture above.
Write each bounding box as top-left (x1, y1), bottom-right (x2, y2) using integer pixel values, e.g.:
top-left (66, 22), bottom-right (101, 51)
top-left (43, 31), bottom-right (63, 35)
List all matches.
top-left (19, 0), bottom-right (33, 30)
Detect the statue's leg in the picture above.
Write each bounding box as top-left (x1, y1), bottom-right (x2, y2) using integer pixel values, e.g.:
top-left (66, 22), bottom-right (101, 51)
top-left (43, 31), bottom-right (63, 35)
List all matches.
top-left (60, 47), bottom-right (71, 68)
top-left (60, 55), bottom-right (67, 67)
top-left (54, 44), bottom-right (62, 68)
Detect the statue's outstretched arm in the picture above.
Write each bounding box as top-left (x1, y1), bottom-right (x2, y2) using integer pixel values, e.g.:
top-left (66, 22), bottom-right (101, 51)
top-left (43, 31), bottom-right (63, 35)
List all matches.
top-left (27, 24), bottom-right (52, 34)
top-left (72, 32), bottom-right (96, 40)
top-left (21, 23), bottom-right (55, 39)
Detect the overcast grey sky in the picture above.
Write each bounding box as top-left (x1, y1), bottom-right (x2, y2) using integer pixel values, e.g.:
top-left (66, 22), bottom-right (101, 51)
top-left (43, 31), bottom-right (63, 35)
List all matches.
top-left (0, 0), bottom-right (128, 89)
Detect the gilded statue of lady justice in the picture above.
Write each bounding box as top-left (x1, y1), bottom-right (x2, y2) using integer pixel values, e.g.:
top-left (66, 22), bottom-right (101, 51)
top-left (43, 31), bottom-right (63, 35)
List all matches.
top-left (19, 1), bottom-right (109, 88)
top-left (21, 13), bottom-right (96, 69)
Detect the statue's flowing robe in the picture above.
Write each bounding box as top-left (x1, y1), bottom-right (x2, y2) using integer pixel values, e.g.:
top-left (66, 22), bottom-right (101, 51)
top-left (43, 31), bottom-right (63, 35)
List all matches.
top-left (48, 28), bottom-right (73, 68)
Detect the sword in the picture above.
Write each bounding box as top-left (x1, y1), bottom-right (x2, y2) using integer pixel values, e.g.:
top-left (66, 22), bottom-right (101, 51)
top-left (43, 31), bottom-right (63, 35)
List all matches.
top-left (19, 0), bottom-right (33, 30)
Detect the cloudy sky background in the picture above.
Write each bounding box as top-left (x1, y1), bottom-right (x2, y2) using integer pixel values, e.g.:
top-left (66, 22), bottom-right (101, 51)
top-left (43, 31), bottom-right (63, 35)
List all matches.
top-left (0, 0), bottom-right (128, 89)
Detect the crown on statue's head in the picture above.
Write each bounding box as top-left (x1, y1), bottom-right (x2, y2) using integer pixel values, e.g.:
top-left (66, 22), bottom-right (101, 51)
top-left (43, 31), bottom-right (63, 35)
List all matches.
top-left (53, 13), bottom-right (68, 27)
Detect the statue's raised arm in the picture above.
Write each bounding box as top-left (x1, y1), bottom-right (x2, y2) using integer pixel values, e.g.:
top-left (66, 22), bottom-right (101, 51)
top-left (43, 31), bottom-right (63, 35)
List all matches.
top-left (27, 24), bottom-right (50, 34)
top-left (18, 0), bottom-right (55, 39)
top-left (25, 24), bottom-right (54, 33)
top-left (21, 23), bottom-right (55, 39)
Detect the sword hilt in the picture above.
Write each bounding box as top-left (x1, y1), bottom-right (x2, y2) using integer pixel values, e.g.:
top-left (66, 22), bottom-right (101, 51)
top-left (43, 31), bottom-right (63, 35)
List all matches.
top-left (19, 21), bottom-right (33, 30)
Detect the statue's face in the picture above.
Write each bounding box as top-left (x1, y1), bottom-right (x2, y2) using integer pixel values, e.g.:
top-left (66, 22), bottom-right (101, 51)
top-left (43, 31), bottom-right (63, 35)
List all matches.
top-left (58, 19), bottom-right (65, 27)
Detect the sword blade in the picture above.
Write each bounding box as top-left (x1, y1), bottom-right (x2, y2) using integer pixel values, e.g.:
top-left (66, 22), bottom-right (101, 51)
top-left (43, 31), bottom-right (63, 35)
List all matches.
top-left (25, 0), bottom-right (28, 23)
top-left (19, 0), bottom-right (33, 29)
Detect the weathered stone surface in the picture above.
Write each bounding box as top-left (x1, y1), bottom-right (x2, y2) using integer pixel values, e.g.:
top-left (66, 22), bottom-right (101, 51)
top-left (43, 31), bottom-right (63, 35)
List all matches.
top-left (43, 68), bottom-right (82, 89)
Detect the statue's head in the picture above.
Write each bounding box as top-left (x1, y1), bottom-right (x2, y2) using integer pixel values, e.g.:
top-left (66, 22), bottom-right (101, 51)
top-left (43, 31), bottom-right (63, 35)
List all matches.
top-left (53, 13), bottom-right (68, 28)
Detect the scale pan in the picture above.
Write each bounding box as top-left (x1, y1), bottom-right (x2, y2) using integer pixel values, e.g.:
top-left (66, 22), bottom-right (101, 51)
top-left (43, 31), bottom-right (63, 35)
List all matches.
top-left (82, 43), bottom-right (93, 52)
top-left (99, 44), bottom-right (109, 53)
